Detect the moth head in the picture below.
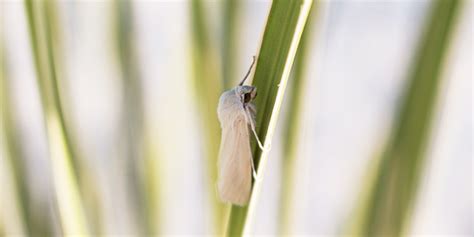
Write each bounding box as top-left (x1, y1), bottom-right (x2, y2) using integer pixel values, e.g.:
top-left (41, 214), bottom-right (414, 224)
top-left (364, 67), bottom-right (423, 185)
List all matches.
top-left (236, 85), bottom-right (257, 104)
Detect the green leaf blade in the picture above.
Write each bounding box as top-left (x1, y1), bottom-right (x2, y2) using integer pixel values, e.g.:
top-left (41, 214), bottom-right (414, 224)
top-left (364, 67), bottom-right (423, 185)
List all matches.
top-left (226, 0), bottom-right (314, 236)
top-left (357, 0), bottom-right (463, 236)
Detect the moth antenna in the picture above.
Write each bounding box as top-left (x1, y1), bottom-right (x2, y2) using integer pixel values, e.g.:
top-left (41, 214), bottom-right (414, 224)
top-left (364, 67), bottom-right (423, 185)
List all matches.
top-left (239, 56), bottom-right (256, 86)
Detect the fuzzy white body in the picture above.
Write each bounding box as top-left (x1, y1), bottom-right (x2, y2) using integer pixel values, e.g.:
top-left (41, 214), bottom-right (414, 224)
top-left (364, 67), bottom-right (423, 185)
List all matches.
top-left (217, 88), bottom-right (256, 206)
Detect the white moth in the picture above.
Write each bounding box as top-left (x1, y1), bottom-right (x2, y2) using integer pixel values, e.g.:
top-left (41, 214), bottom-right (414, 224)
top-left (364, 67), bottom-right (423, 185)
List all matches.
top-left (217, 57), bottom-right (264, 206)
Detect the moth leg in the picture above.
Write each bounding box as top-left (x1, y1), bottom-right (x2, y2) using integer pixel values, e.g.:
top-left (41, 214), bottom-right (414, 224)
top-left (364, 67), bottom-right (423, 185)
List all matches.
top-left (244, 107), bottom-right (265, 150)
top-left (250, 156), bottom-right (258, 180)
top-left (247, 103), bottom-right (257, 118)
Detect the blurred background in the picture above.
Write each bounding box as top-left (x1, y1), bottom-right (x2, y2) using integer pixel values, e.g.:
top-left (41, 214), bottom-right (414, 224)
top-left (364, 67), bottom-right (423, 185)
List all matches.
top-left (1, 0), bottom-right (472, 236)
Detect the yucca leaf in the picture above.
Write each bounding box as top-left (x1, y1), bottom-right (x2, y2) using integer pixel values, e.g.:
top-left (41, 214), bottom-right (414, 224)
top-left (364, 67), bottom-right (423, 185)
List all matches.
top-left (226, 0), bottom-right (314, 235)
top-left (222, 0), bottom-right (240, 89)
top-left (279, 1), bottom-right (317, 235)
top-left (356, 0), bottom-right (462, 236)
top-left (113, 0), bottom-right (160, 234)
top-left (190, 0), bottom-right (225, 234)
top-left (24, 0), bottom-right (89, 234)
top-left (1, 39), bottom-right (29, 236)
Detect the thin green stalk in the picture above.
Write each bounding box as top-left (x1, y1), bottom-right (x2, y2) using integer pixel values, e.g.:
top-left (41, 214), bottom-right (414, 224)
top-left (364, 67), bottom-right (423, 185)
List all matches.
top-left (24, 0), bottom-right (89, 234)
top-left (113, 0), bottom-right (158, 234)
top-left (190, 0), bottom-right (224, 234)
top-left (1, 13), bottom-right (54, 237)
top-left (356, 0), bottom-right (462, 236)
top-left (1, 38), bottom-right (28, 237)
top-left (279, 1), bottom-right (317, 235)
top-left (143, 134), bottom-right (163, 235)
top-left (226, 0), bottom-right (313, 235)
top-left (43, 1), bottom-right (102, 233)
top-left (222, 0), bottom-right (240, 89)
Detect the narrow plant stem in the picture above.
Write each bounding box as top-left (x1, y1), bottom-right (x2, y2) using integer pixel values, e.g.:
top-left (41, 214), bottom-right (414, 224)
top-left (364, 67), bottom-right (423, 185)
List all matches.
top-left (279, 1), bottom-right (317, 235)
top-left (222, 0), bottom-right (240, 89)
top-left (113, 0), bottom-right (157, 234)
top-left (143, 136), bottom-right (163, 235)
top-left (244, 2), bottom-right (312, 234)
top-left (0, 43), bottom-right (28, 236)
top-left (23, 0), bottom-right (89, 234)
top-left (356, 0), bottom-right (462, 236)
top-left (190, 0), bottom-right (224, 234)
top-left (2, 11), bottom-right (55, 237)
top-left (226, 0), bottom-right (314, 235)
top-left (0, 148), bottom-right (27, 236)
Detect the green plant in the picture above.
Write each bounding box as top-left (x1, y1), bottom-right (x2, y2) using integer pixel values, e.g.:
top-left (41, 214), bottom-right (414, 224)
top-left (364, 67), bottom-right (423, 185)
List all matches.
top-left (190, 0), bottom-right (225, 234)
top-left (1, 41), bottom-right (29, 236)
top-left (226, 0), bottom-right (314, 235)
top-left (24, 0), bottom-right (89, 234)
top-left (222, 0), bottom-right (241, 90)
top-left (279, 1), bottom-right (317, 235)
top-left (354, 0), bottom-right (462, 236)
top-left (113, 0), bottom-right (159, 234)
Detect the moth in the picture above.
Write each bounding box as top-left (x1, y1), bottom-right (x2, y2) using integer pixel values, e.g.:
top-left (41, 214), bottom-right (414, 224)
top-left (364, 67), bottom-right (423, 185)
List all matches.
top-left (217, 56), bottom-right (264, 206)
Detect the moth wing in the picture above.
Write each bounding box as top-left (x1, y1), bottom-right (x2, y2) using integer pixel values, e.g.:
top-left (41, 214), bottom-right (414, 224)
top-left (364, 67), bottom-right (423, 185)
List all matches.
top-left (217, 113), bottom-right (252, 206)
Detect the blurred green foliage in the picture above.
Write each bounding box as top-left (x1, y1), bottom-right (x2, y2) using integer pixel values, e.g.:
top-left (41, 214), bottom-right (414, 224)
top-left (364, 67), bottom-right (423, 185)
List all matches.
top-left (279, 1), bottom-right (317, 235)
top-left (0, 0), bottom-right (464, 235)
top-left (357, 0), bottom-right (462, 236)
top-left (190, 0), bottom-right (225, 234)
top-left (24, 0), bottom-right (89, 234)
top-left (113, 0), bottom-right (158, 234)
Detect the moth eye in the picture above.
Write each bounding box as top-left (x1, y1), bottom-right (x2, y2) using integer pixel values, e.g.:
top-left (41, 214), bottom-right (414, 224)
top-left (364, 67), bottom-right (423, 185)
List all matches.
top-left (244, 93), bottom-right (251, 103)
